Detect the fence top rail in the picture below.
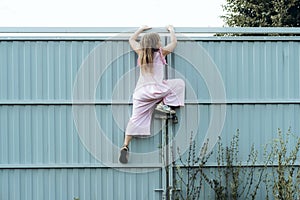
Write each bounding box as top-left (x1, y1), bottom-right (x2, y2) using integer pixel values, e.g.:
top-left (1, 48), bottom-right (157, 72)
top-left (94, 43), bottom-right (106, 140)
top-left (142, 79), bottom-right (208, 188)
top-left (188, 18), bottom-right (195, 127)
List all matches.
top-left (1, 27), bottom-right (300, 41)
top-left (1, 27), bottom-right (300, 34)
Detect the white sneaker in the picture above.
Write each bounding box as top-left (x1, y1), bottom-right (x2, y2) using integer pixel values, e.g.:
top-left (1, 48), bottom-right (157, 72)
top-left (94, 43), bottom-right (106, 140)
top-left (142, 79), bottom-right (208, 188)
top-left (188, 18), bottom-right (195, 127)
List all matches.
top-left (155, 103), bottom-right (176, 114)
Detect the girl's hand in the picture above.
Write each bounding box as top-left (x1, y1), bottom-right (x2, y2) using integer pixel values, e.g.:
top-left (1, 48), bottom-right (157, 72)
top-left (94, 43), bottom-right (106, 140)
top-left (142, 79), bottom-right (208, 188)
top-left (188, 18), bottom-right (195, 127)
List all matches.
top-left (166, 25), bottom-right (175, 32)
top-left (139, 25), bottom-right (152, 31)
top-left (129, 25), bottom-right (151, 53)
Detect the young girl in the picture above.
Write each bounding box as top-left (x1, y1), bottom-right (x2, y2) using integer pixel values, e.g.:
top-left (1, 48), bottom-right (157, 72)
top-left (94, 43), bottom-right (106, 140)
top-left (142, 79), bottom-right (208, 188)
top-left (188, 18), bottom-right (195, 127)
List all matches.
top-left (119, 25), bottom-right (185, 164)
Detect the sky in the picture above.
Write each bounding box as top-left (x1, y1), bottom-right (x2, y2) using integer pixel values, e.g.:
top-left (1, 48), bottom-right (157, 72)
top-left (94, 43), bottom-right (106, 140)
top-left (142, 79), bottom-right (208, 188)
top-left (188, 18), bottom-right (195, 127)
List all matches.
top-left (0, 0), bottom-right (226, 27)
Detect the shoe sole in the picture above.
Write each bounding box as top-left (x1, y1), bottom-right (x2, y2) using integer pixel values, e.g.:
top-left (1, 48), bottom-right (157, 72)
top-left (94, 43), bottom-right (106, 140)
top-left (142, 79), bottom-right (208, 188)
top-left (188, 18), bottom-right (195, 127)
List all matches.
top-left (119, 149), bottom-right (128, 164)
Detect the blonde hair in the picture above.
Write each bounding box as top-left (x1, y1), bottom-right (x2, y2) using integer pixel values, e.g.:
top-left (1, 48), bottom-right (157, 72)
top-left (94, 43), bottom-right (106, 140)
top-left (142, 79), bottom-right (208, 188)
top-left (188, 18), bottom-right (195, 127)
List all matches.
top-left (139, 32), bottom-right (161, 73)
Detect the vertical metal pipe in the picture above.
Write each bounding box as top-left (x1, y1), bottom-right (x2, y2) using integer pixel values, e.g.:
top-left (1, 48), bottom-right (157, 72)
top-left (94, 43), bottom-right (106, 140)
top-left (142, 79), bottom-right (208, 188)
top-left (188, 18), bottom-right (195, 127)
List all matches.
top-left (165, 116), bottom-right (170, 200)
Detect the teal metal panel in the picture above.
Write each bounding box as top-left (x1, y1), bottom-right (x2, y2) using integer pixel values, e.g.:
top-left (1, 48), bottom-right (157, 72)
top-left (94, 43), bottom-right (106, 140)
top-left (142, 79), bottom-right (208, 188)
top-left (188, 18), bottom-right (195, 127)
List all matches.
top-left (0, 41), bottom-right (123, 101)
top-left (1, 28), bottom-right (300, 199)
top-left (173, 40), bottom-right (300, 102)
top-left (0, 106), bottom-right (92, 165)
top-left (1, 40), bottom-right (300, 103)
top-left (0, 39), bottom-right (164, 200)
top-left (0, 105), bottom-right (164, 166)
top-left (162, 104), bottom-right (300, 164)
top-left (0, 168), bottom-right (161, 200)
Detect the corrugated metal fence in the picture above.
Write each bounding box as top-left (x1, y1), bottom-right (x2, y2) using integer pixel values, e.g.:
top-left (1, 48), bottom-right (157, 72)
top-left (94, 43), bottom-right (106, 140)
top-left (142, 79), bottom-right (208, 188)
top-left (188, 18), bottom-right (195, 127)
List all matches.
top-left (0, 28), bottom-right (300, 200)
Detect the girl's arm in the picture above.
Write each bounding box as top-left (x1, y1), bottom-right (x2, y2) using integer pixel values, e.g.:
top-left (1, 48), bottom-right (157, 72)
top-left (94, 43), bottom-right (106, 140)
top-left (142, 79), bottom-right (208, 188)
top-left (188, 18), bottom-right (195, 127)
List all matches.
top-left (129, 25), bottom-right (151, 54)
top-left (162, 25), bottom-right (177, 56)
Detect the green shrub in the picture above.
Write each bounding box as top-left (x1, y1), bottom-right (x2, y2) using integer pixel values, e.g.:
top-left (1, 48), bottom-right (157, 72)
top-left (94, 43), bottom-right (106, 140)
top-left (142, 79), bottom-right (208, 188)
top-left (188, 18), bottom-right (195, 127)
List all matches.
top-left (174, 128), bottom-right (300, 200)
top-left (264, 128), bottom-right (300, 200)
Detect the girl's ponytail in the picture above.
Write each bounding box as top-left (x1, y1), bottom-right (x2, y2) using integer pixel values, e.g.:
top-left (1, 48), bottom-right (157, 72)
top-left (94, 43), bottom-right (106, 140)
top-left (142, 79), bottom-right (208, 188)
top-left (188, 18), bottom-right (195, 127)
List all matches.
top-left (139, 33), bottom-right (160, 74)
